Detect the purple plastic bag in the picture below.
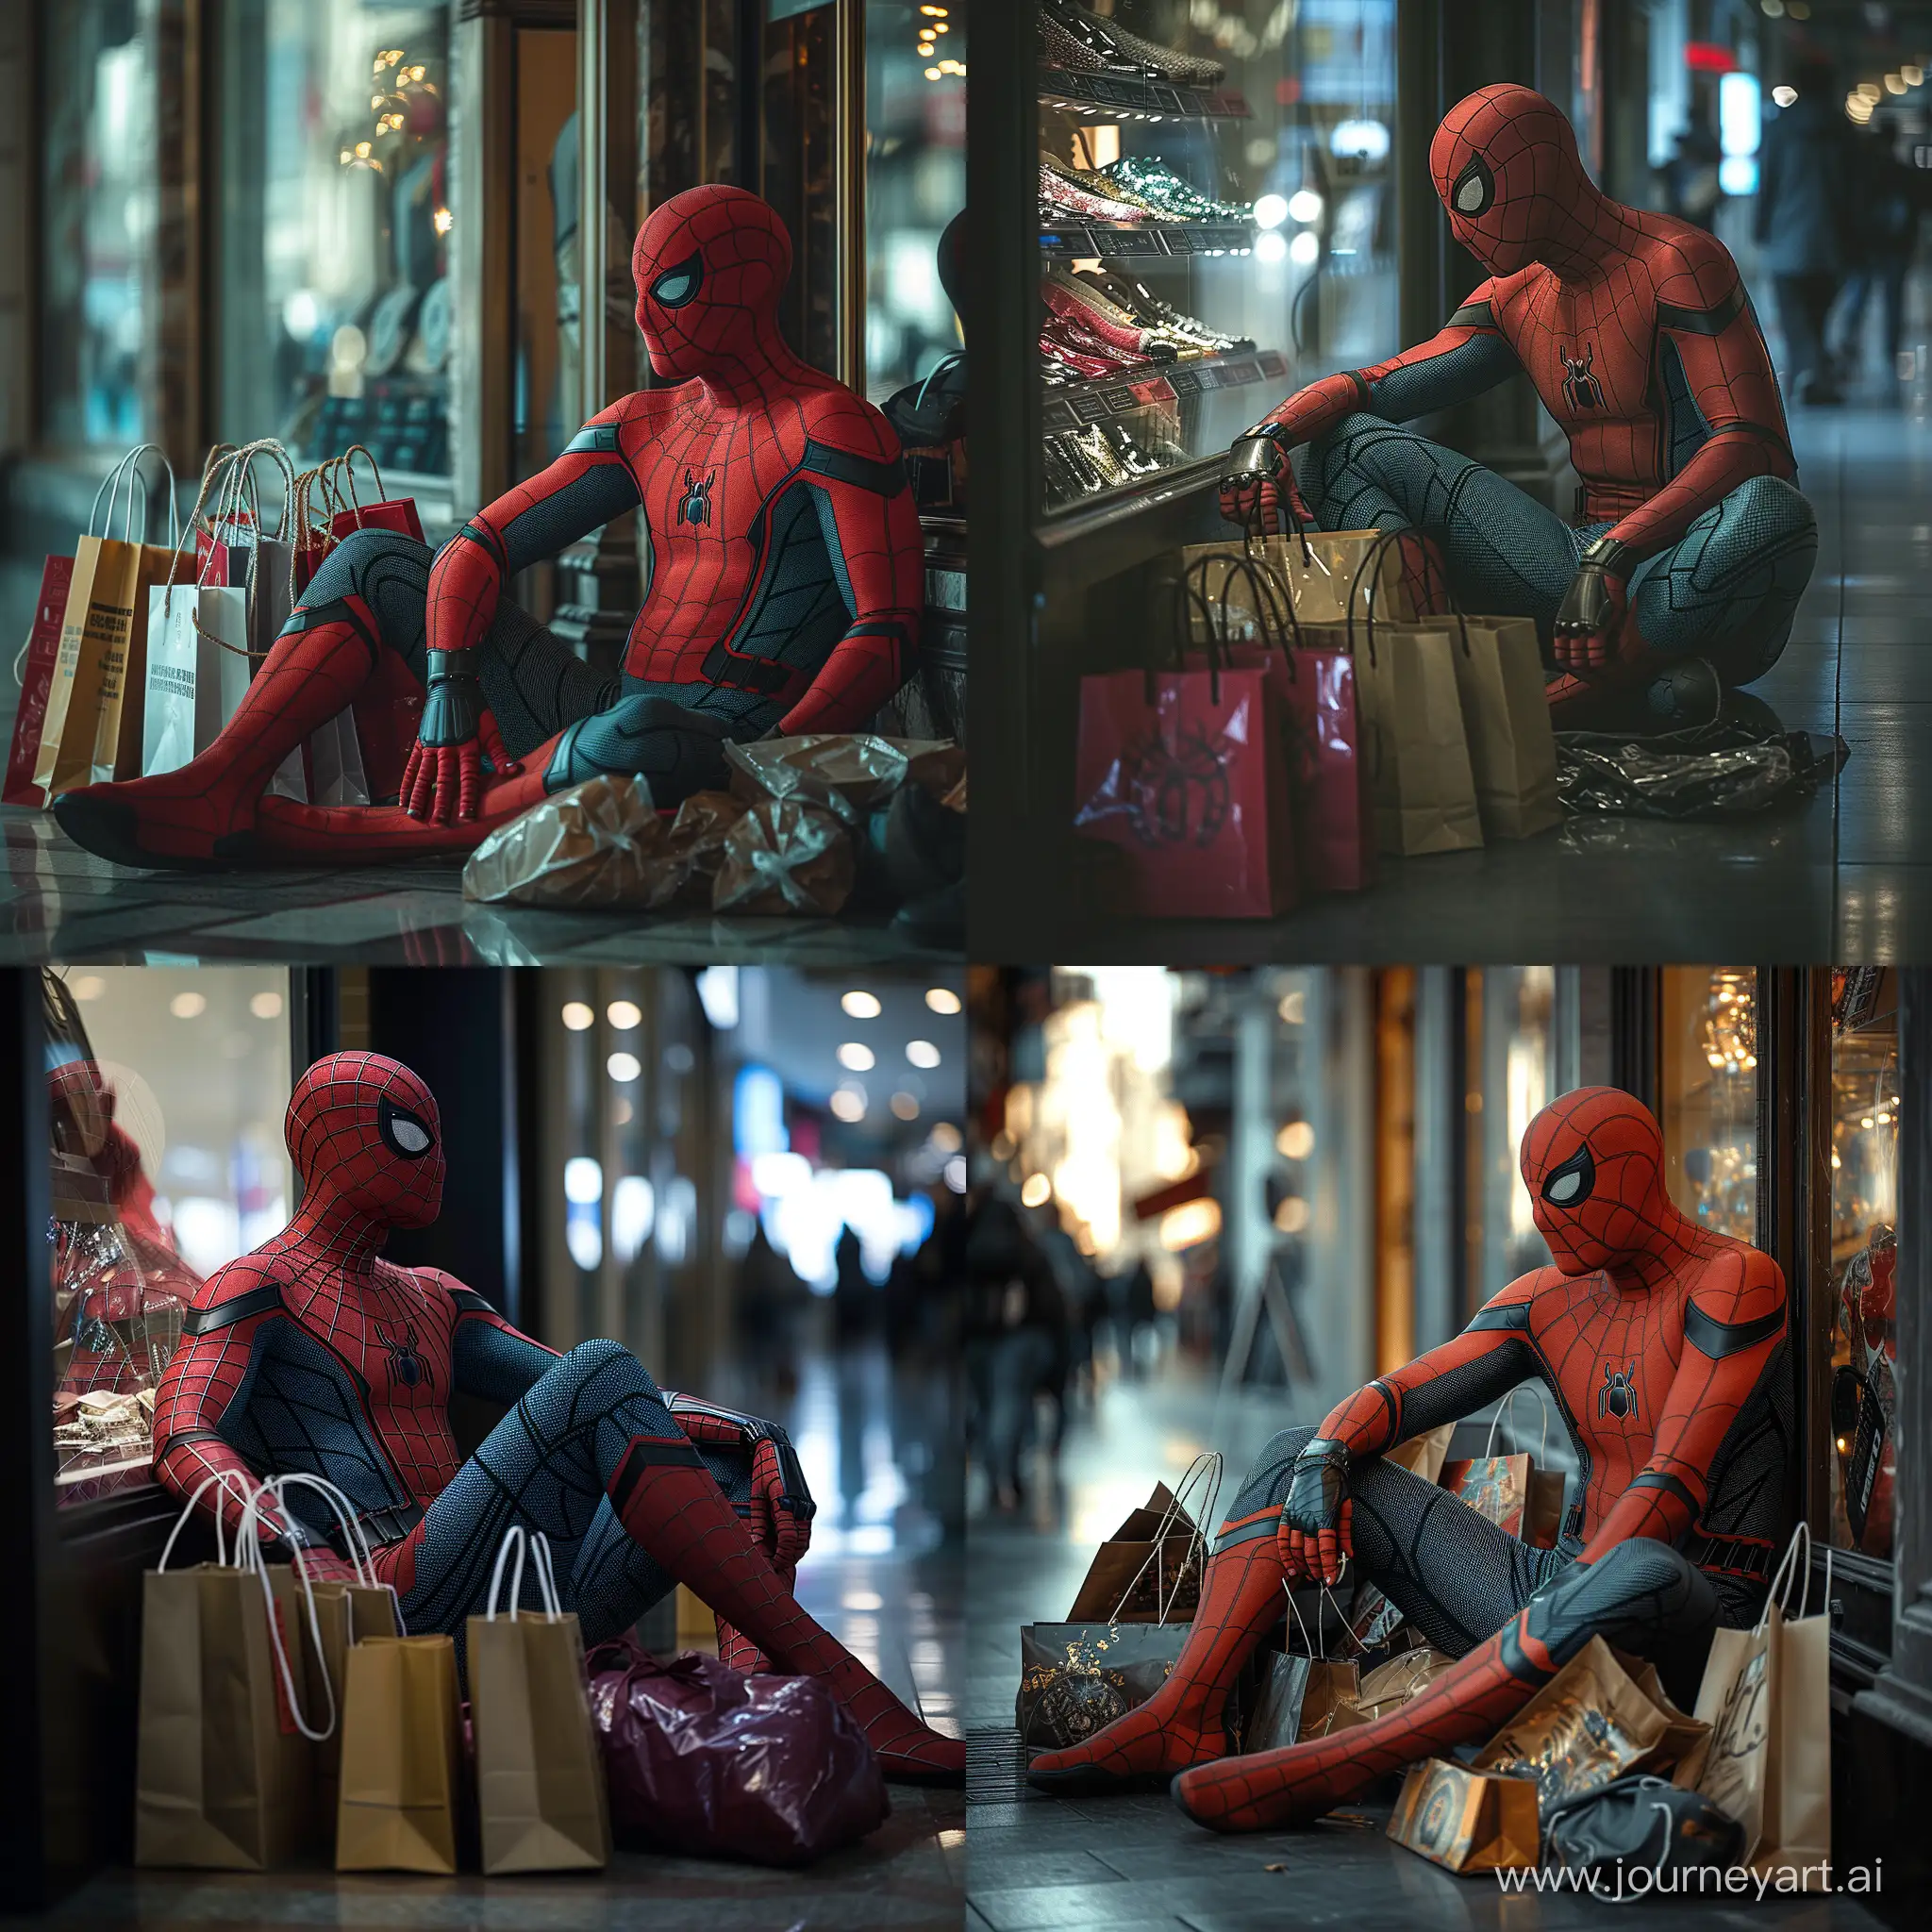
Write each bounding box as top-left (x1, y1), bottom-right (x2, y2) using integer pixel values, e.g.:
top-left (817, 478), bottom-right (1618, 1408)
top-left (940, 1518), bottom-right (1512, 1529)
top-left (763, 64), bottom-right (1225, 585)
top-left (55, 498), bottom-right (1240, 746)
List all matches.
top-left (586, 1640), bottom-right (889, 1866)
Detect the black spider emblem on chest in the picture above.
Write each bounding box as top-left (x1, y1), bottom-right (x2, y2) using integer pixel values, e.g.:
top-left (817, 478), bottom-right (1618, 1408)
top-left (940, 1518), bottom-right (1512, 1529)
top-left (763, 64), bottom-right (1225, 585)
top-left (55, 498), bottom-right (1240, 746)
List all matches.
top-left (1560, 341), bottom-right (1606, 412)
top-left (376, 1319), bottom-right (430, 1393)
top-left (1599, 1358), bottom-right (1640, 1423)
top-left (679, 470), bottom-right (715, 527)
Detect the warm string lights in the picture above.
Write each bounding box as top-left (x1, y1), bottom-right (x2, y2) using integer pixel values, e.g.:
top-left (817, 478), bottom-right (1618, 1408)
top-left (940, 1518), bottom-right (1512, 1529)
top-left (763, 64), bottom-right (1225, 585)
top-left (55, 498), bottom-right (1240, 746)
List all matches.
top-left (340, 46), bottom-right (440, 174)
top-left (1701, 971), bottom-right (1758, 1074)
top-left (919, 4), bottom-right (963, 81)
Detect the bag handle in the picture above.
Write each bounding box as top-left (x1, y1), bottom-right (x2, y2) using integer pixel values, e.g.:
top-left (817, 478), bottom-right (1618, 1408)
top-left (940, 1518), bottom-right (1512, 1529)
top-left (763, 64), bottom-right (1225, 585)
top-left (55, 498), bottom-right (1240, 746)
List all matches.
top-left (1482, 1384), bottom-right (1552, 1463)
top-left (528, 1529), bottom-right (562, 1622)
top-left (268, 1472), bottom-right (376, 1586)
top-left (1756, 1521), bottom-right (1819, 1630)
top-left (1235, 442), bottom-right (1315, 569)
top-left (120, 444), bottom-right (182, 550)
top-left (1162, 579), bottom-right (1226, 711)
top-left (1107, 1452), bottom-right (1224, 1626)
top-left (331, 444), bottom-right (389, 522)
top-left (157, 1467), bottom-right (259, 1573)
top-left (1187, 550), bottom-right (1304, 683)
top-left (234, 1480), bottom-right (337, 1743)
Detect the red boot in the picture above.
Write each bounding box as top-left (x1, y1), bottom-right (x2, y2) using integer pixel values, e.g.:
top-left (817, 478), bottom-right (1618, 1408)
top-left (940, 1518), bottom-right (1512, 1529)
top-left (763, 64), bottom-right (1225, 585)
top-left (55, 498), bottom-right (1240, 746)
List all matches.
top-left (1171, 1607), bottom-right (1554, 1832)
top-left (1027, 1507), bottom-right (1288, 1792)
top-left (608, 1433), bottom-right (965, 1783)
top-left (247, 757), bottom-right (555, 863)
top-left (51, 613), bottom-right (383, 869)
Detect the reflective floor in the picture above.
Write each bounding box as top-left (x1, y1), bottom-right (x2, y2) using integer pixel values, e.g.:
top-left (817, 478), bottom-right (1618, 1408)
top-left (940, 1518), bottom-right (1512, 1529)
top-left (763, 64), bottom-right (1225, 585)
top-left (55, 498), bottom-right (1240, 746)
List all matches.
top-left (965, 1361), bottom-right (1881, 1931)
top-left (983, 401), bottom-right (1932, 964)
top-left (0, 809), bottom-right (945, 965)
top-left (28, 1342), bottom-right (965, 1931)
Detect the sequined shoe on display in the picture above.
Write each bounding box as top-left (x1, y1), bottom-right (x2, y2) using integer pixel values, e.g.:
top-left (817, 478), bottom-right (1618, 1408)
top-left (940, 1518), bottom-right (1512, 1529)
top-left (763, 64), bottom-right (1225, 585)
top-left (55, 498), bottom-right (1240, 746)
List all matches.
top-left (1071, 270), bottom-right (1252, 354)
top-left (1039, 0), bottom-right (1163, 77)
top-left (1098, 156), bottom-right (1251, 222)
top-left (1040, 156), bottom-right (1152, 225)
top-left (1062, 2), bottom-right (1226, 86)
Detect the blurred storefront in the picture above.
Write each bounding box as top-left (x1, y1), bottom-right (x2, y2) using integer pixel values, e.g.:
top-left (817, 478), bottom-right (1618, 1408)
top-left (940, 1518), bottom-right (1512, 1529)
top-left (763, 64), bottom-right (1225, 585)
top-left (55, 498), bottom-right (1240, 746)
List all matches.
top-left (967, 962), bottom-right (1932, 1909)
top-left (0, 1), bottom-right (965, 721)
top-left (0, 959), bottom-right (965, 1908)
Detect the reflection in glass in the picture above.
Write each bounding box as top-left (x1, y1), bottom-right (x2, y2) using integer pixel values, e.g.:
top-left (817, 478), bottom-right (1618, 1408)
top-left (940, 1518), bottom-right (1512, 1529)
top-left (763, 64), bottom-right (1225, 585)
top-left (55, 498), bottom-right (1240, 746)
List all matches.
top-left (41, 4), bottom-right (155, 445)
top-left (1661, 966), bottom-right (1757, 1241)
top-left (45, 970), bottom-right (293, 1507)
top-left (217, 5), bottom-right (454, 475)
top-left (1827, 968), bottom-right (1898, 1559)
top-left (1472, 967), bottom-right (1557, 1295)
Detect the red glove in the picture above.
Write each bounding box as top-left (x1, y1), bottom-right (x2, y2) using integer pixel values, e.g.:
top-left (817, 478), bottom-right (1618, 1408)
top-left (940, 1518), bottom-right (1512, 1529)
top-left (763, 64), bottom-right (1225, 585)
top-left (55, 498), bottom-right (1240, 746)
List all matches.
top-left (400, 648), bottom-right (522, 824)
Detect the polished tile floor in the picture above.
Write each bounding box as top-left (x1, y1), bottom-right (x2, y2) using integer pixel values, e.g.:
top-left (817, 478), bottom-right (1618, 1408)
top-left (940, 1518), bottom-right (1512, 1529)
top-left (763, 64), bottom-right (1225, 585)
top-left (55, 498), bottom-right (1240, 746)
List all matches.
top-left (966, 1362), bottom-right (1883, 1932)
top-left (0, 807), bottom-right (943, 966)
top-left (991, 401), bottom-right (1932, 963)
top-left (30, 1342), bottom-right (965, 1931)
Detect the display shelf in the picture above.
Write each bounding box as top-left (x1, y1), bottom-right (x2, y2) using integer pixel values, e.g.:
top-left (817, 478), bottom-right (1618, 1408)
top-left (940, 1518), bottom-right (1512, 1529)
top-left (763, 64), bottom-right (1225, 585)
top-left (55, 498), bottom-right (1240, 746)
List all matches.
top-left (1041, 348), bottom-right (1288, 431)
top-left (1038, 219), bottom-right (1256, 260)
top-left (1038, 65), bottom-right (1251, 122)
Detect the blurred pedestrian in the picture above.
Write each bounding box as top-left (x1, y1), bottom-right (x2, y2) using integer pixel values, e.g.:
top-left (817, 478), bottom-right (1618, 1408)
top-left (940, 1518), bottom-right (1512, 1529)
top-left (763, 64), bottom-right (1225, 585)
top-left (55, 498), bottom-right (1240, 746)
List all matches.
top-left (832, 1224), bottom-right (875, 1346)
top-left (1756, 58), bottom-right (1859, 404)
top-left (1663, 112), bottom-right (1724, 232)
top-left (963, 1196), bottom-right (1068, 1510)
top-left (1832, 113), bottom-right (1924, 388)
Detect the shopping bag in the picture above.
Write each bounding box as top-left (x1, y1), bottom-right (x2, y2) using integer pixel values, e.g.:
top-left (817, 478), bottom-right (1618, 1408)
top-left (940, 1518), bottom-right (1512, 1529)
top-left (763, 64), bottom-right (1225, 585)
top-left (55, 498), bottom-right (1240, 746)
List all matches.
top-left (1525, 1468), bottom-right (1568, 1550)
top-left (1474, 1633), bottom-right (1707, 1813)
top-left (468, 1527), bottom-right (610, 1874)
top-left (1442, 1386), bottom-right (1552, 1541)
top-left (135, 1474), bottom-right (330, 1870)
top-left (1441, 611), bottom-right (1560, 840)
top-left (1065, 1455), bottom-right (1220, 1625)
top-left (1016, 1621), bottom-right (1192, 1751)
top-left (1074, 630), bottom-right (1295, 919)
top-left (327, 444), bottom-right (426, 545)
top-left (1384, 1422), bottom-right (1456, 1487)
top-left (4, 555), bottom-right (74, 806)
top-left (334, 1635), bottom-right (464, 1874)
top-left (1241, 1649), bottom-right (1313, 1753)
top-left (35, 446), bottom-right (178, 799)
top-left (1185, 527), bottom-right (1419, 627)
top-left (1693, 1525), bottom-right (1831, 1886)
top-left (1181, 549), bottom-right (1374, 894)
top-left (1389, 1757), bottom-right (1539, 1874)
top-left (1352, 1646), bottom-right (1457, 1723)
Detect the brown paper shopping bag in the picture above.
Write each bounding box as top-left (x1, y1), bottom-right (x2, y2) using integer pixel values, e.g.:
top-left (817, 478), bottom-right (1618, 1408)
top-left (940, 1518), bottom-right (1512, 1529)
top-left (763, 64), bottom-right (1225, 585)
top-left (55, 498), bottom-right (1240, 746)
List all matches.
top-left (468, 1527), bottom-right (611, 1874)
top-left (1694, 1525), bottom-right (1831, 1887)
top-left (135, 1474), bottom-right (329, 1870)
top-left (1475, 1634), bottom-right (1703, 1812)
top-left (1441, 611), bottom-right (1560, 841)
top-left (1185, 528), bottom-right (1420, 628)
top-left (335, 1635), bottom-right (464, 1873)
top-left (1389, 1757), bottom-right (1540, 1874)
top-left (1065, 1455), bottom-right (1221, 1624)
top-left (1385, 1423), bottom-right (1456, 1487)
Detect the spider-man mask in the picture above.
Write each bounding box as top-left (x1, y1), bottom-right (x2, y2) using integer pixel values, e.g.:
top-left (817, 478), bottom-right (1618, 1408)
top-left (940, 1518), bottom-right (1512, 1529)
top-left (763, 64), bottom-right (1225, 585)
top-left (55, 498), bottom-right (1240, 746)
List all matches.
top-left (1429, 84), bottom-right (1594, 276)
top-left (285, 1051), bottom-right (445, 1231)
top-left (631, 184), bottom-right (791, 386)
top-left (1520, 1087), bottom-right (1674, 1277)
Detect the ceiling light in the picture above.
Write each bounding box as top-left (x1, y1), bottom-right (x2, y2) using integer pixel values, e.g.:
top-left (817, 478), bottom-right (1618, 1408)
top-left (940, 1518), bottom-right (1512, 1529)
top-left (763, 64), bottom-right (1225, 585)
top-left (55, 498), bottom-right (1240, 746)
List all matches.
top-left (250, 990), bottom-right (283, 1020)
top-left (170, 991), bottom-right (207, 1019)
top-left (607, 1000), bottom-right (641, 1030)
top-left (71, 974), bottom-right (106, 1001)
top-left (1276, 1120), bottom-right (1316, 1160)
top-left (838, 1041), bottom-right (875, 1072)
top-left (907, 1040), bottom-right (941, 1069)
top-left (1021, 1173), bottom-right (1051, 1208)
top-left (561, 1001), bottom-right (593, 1031)
top-left (891, 1092), bottom-right (921, 1120)
top-left (842, 990), bottom-right (882, 1018)
top-left (924, 987), bottom-right (961, 1014)
top-left (608, 1052), bottom-right (642, 1083)
top-left (831, 1084), bottom-right (867, 1123)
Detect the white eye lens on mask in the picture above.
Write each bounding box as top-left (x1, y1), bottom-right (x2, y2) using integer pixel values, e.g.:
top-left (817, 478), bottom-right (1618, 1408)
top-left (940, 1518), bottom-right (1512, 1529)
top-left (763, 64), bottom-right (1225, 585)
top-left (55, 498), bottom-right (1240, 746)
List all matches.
top-left (1544, 1170), bottom-right (1581, 1204)
top-left (377, 1095), bottom-right (435, 1159)
top-left (392, 1119), bottom-right (430, 1153)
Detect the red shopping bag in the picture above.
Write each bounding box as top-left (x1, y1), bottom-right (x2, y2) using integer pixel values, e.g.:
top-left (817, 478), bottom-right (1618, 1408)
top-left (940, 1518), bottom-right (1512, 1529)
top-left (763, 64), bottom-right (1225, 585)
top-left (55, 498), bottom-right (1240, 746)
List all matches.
top-left (1188, 550), bottom-right (1375, 896)
top-left (327, 446), bottom-right (425, 546)
top-left (1074, 631), bottom-right (1295, 921)
top-left (5, 556), bottom-right (75, 807)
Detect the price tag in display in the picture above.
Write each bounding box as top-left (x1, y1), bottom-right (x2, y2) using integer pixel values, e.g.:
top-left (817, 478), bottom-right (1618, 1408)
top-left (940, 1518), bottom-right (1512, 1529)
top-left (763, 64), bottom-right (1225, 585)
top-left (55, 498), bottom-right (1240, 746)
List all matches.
top-left (1168, 368), bottom-right (1204, 399)
top-left (1071, 391), bottom-right (1113, 426)
top-left (1224, 358), bottom-right (1261, 387)
top-left (1101, 385), bottom-right (1138, 416)
top-left (1258, 351), bottom-right (1288, 379)
top-left (1094, 228), bottom-right (1140, 257)
top-left (1042, 399), bottom-right (1079, 431)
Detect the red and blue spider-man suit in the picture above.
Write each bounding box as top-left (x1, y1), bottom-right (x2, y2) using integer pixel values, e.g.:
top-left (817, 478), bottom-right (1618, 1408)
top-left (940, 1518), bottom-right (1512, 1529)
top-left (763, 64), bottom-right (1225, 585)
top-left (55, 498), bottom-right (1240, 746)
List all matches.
top-left (1028, 1087), bottom-right (1792, 1831)
top-left (1224, 85), bottom-right (1817, 720)
top-left (55, 184), bottom-right (924, 871)
top-left (149, 1051), bottom-right (962, 1782)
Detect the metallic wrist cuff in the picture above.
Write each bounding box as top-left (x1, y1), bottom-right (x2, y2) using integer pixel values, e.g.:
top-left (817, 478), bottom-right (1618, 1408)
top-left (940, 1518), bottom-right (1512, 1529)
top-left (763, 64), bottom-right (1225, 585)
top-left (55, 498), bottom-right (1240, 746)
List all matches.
top-left (425, 648), bottom-right (480, 682)
top-left (1581, 536), bottom-right (1634, 577)
top-left (1302, 1436), bottom-right (1349, 1466)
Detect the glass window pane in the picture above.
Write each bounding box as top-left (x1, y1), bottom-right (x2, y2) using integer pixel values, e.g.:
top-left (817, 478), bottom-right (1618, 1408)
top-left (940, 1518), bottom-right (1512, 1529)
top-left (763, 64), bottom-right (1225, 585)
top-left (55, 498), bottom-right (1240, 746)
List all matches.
top-left (1039, 0), bottom-right (1400, 513)
top-left (40, 3), bottom-right (155, 447)
top-left (1469, 966), bottom-right (1557, 1298)
top-left (1826, 968), bottom-right (1899, 1559)
top-left (1660, 967), bottom-right (1758, 1241)
top-left (46, 968), bottom-right (292, 1507)
top-left (864, 3), bottom-right (966, 402)
top-left (216, 5), bottom-right (455, 478)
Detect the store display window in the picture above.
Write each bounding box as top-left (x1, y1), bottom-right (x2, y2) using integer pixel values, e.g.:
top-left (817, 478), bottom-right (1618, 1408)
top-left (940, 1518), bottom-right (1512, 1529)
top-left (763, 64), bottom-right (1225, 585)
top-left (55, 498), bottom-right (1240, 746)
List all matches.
top-left (1466, 967), bottom-right (1558, 1305)
top-left (1825, 967), bottom-right (1899, 1561)
top-left (40, 2), bottom-right (156, 447)
top-left (215, 4), bottom-right (456, 477)
top-left (44, 968), bottom-right (292, 1507)
top-left (1035, 0), bottom-right (1399, 513)
top-left (1660, 967), bottom-right (1758, 1242)
top-left (864, 3), bottom-right (967, 402)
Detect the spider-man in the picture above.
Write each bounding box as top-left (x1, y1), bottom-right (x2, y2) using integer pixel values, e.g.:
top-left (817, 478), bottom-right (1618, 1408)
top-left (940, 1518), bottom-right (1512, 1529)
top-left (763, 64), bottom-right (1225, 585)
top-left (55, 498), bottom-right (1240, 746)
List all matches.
top-left (150, 1051), bottom-right (962, 1781)
top-left (1222, 85), bottom-right (1817, 722)
top-left (1027, 1087), bottom-right (1792, 1831)
top-left (54, 184), bottom-right (924, 871)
